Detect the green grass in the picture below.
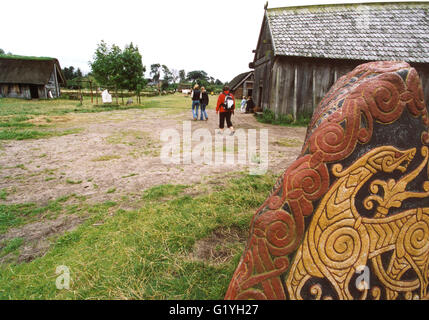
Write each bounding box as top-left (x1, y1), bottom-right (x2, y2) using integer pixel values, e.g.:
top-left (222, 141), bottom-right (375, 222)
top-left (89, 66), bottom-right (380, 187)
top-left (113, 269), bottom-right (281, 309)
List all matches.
top-left (0, 237), bottom-right (24, 258)
top-left (65, 179), bottom-right (82, 185)
top-left (0, 189), bottom-right (8, 201)
top-left (0, 196), bottom-right (72, 234)
top-left (91, 155), bottom-right (121, 162)
top-left (0, 94), bottom-right (187, 118)
top-left (0, 54), bottom-right (54, 61)
top-left (0, 173), bottom-right (275, 299)
top-left (255, 108), bottom-right (311, 127)
top-left (276, 138), bottom-right (303, 148)
top-left (0, 114), bottom-right (83, 140)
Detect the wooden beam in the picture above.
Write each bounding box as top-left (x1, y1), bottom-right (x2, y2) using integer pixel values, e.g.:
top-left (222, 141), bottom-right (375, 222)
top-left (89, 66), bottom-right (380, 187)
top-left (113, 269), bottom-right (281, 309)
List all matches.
top-left (293, 65), bottom-right (298, 121)
top-left (312, 68), bottom-right (316, 111)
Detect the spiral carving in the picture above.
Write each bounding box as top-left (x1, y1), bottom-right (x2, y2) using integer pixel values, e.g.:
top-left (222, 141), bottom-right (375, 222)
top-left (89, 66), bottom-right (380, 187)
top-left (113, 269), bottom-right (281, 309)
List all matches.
top-left (225, 61), bottom-right (429, 300)
top-left (318, 223), bottom-right (362, 270)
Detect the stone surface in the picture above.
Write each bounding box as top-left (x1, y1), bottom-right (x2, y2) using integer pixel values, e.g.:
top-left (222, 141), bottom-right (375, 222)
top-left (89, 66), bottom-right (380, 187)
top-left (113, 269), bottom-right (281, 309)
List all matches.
top-left (225, 61), bottom-right (429, 300)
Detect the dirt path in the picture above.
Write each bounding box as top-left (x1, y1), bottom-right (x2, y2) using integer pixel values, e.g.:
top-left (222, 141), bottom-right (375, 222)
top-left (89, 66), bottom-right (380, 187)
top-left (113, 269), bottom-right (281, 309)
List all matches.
top-left (0, 107), bottom-right (306, 207)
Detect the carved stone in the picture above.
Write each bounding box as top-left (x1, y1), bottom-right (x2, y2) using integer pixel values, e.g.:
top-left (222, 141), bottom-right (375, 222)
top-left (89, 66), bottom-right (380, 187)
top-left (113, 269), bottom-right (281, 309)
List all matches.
top-left (225, 61), bottom-right (429, 300)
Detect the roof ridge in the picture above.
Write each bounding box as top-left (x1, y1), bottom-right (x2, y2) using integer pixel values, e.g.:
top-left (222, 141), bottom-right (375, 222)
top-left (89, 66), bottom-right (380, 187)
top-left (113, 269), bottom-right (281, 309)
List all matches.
top-left (267, 1), bottom-right (429, 12)
top-left (0, 54), bottom-right (55, 61)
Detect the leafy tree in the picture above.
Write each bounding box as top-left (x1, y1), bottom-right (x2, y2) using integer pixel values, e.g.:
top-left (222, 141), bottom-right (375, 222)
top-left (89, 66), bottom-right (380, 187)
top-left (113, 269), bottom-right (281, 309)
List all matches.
top-left (161, 65), bottom-right (174, 89)
top-left (150, 64), bottom-right (161, 83)
top-left (90, 40), bottom-right (146, 91)
top-left (179, 70), bottom-right (186, 83)
top-left (75, 68), bottom-right (83, 79)
top-left (171, 69), bottom-right (180, 84)
top-left (119, 42), bottom-right (146, 90)
top-left (0, 48), bottom-right (4, 54)
top-left (62, 66), bottom-right (76, 80)
top-left (90, 40), bottom-right (122, 87)
top-left (186, 70), bottom-right (209, 83)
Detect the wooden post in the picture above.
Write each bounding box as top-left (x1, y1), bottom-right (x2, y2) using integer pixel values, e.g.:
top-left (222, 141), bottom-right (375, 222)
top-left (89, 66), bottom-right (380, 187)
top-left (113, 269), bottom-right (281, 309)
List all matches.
top-left (312, 68), bottom-right (316, 111)
top-left (293, 65), bottom-right (298, 122)
top-left (115, 86), bottom-right (118, 105)
top-left (96, 86), bottom-right (98, 105)
top-left (121, 90), bottom-right (124, 105)
top-left (90, 81), bottom-right (93, 104)
top-left (79, 82), bottom-right (83, 105)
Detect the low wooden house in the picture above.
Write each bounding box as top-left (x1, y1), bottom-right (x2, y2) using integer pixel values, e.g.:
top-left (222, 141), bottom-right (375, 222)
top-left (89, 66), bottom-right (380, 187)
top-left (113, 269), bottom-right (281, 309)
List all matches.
top-left (250, 2), bottom-right (429, 119)
top-left (228, 71), bottom-right (254, 99)
top-left (0, 56), bottom-right (66, 99)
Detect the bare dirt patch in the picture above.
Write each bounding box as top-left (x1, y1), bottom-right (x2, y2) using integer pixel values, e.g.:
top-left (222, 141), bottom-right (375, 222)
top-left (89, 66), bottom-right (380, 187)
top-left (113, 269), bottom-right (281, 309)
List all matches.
top-left (189, 226), bottom-right (249, 265)
top-left (0, 108), bottom-right (306, 206)
top-left (0, 214), bottom-right (84, 264)
top-left (0, 100), bottom-right (307, 265)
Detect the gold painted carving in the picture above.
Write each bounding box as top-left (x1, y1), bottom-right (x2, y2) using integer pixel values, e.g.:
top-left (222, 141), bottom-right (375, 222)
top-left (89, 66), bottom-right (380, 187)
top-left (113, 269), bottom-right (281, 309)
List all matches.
top-left (286, 146), bottom-right (429, 300)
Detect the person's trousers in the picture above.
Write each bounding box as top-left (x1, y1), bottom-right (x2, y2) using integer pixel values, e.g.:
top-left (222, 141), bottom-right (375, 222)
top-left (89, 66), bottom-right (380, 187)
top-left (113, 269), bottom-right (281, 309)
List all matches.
top-left (200, 104), bottom-right (208, 120)
top-left (192, 100), bottom-right (200, 119)
top-left (219, 111), bottom-right (233, 129)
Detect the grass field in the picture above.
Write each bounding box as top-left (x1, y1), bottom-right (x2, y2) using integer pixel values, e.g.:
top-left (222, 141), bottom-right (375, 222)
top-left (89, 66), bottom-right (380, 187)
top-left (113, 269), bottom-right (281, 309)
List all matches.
top-left (0, 173), bottom-right (275, 299)
top-left (0, 94), bottom-right (303, 300)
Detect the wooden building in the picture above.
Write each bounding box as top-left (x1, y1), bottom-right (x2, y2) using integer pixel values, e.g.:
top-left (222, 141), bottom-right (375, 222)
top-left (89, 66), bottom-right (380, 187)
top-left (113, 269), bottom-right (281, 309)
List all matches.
top-left (250, 2), bottom-right (429, 119)
top-left (0, 56), bottom-right (66, 99)
top-left (228, 71), bottom-right (254, 99)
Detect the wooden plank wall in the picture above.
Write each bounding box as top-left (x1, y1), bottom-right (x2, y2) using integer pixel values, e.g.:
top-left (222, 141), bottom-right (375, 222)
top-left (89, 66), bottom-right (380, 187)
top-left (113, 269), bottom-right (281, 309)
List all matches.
top-left (257, 57), bottom-right (429, 119)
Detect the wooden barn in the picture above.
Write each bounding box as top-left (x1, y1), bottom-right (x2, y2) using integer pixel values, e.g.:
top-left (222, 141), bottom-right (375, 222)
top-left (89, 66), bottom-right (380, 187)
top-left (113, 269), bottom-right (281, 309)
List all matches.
top-left (228, 71), bottom-right (254, 99)
top-left (250, 2), bottom-right (429, 119)
top-left (0, 56), bottom-right (66, 99)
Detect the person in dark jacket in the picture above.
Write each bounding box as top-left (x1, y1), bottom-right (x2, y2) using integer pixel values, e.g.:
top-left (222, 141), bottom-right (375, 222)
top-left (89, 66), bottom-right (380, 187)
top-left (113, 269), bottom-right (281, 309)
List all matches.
top-left (200, 87), bottom-right (209, 121)
top-left (216, 86), bottom-right (235, 135)
top-left (191, 84), bottom-right (202, 120)
top-left (246, 96), bottom-right (255, 113)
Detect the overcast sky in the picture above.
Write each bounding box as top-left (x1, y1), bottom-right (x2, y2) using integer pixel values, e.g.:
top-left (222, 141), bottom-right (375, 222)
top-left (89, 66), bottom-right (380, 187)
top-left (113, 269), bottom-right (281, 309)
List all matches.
top-left (0, 0), bottom-right (419, 82)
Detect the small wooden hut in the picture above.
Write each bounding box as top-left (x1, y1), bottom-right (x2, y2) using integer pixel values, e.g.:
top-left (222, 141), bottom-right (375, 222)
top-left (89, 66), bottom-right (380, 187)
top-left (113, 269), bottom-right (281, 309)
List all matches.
top-left (0, 56), bottom-right (66, 99)
top-left (250, 2), bottom-right (429, 119)
top-left (228, 71), bottom-right (254, 99)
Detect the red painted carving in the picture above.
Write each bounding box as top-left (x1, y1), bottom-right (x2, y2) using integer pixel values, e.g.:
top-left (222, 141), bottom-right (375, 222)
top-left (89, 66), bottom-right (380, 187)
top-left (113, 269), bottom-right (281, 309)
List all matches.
top-left (225, 61), bottom-right (428, 300)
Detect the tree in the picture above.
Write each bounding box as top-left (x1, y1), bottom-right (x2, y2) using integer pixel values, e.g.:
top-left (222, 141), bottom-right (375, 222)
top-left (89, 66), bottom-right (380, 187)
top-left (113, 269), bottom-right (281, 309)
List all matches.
top-left (186, 70), bottom-right (209, 83)
top-left (0, 49), bottom-right (4, 54)
top-left (170, 69), bottom-right (180, 84)
top-left (179, 70), bottom-right (186, 83)
top-left (150, 64), bottom-right (161, 83)
top-left (90, 40), bottom-right (122, 87)
top-left (119, 42), bottom-right (146, 90)
top-left (161, 65), bottom-right (173, 89)
top-left (90, 40), bottom-right (146, 91)
top-left (62, 66), bottom-right (76, 80)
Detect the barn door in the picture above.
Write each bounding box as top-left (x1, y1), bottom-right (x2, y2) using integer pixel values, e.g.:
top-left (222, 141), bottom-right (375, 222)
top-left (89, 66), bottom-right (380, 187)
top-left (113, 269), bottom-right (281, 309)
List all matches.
top-left (30, 85), bottom-right (39, 99)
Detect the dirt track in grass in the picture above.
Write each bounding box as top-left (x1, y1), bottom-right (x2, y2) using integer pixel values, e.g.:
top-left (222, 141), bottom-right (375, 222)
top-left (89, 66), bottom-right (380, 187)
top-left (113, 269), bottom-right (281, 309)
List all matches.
top-left (0, 105), bottom-right (306, 207)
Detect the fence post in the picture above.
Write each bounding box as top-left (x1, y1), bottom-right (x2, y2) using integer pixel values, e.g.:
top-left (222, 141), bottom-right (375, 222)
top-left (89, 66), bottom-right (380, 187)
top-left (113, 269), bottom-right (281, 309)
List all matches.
top-left (90, 80), bottom-right (93, 104)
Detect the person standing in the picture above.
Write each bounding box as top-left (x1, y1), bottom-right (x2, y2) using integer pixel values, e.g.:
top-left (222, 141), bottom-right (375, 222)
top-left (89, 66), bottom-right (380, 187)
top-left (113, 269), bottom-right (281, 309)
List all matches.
top-left (191, 84), bottom-right (202, 120)
top-left (216, 86), bottom-right (236, 135)
top-left (246, 95), bottom-right (255, 113)
top-left (200, 87), bottom-right (209, 121)
top-left (240, 96), bottom-right (247, 113)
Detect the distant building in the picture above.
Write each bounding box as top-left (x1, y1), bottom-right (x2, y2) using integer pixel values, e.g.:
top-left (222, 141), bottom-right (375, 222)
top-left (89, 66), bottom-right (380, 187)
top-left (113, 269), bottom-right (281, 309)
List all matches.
top-left (228, 71), bottom-right (254, 99)
top-left (250, 2), bottom-right (429, 118)
top-left (0, 56), bottom-right (66, 99)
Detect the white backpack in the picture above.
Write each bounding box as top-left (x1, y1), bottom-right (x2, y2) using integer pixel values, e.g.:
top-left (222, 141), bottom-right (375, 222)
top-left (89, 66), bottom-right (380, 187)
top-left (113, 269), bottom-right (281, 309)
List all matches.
top-left (223, 93), bottom-right (234, 110)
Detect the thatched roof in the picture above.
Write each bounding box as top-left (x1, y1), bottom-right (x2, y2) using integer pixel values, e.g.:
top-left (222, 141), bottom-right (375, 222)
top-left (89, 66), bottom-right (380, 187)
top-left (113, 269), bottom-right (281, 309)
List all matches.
top-left (262, 2), bottom-right (429, 63)
top-left (0, 56), bottom-right (66, 85)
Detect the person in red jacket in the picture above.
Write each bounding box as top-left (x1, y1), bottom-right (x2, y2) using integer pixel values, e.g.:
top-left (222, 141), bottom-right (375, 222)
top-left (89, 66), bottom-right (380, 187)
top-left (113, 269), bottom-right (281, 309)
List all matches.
top-left (216, 86), bottom-right (236, 135)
